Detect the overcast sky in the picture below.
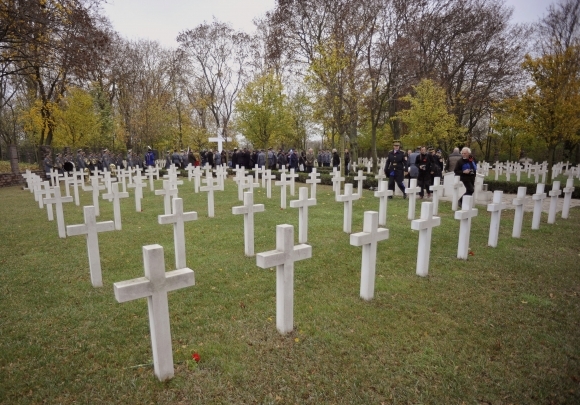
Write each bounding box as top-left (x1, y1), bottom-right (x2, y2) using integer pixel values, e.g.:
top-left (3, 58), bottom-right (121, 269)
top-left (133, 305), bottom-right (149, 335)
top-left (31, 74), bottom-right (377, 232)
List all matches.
top-left (102, 0), bottom-right (553, 49)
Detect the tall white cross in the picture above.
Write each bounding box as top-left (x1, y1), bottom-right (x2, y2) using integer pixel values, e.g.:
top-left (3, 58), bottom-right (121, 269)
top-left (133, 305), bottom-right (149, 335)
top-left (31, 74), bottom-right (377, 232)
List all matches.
top-left (289, 187), bottom-right (317, 243)
top-left (411, 202), bottom-right (441, 277)
top-left (66, 205), bottom-right (115, 287)
top-left (454, 196), bottom-right (478, 260)
top-left (185, 163), bottom-right (196, 181)
top-left (114, 244), bottom-right (195, 381)
top-left (41, 181), bottom-right (54, 221)
top-left (374, 180), bottom-right (393, 226)
top-left (406, 178), bottom-right (421, 220)
top-left (116, 168), bottom-right (129, 193)
top-left (263, 169), bottom-right (276, 198)
top-left (256, 225), bottom-right (312, 334)
top-left (354, 170), bottom-right (366, 197)
top-left (547, 181), bottom-right (561, 224)
top-left (532, 183), bottom-right (546, 230)
top-left (200, 175), bottom-right (220, 217)
top-left (452, 176), bottom-right (463, 211)
top-left (21, 169), bottom-right (33, 191)
top-left (128, 170), bottom-right (147, 212)
top-left (102, 182), bottom-right (129, 230)
top-left (192, 166), bottom-right (202, 193)
top-left (208, 135), bottom-right (230, 153)
top-left (44, 185), bottom-right (73, 238)
top-left (429, 177), bottom-right (445, 215)
top-left (242, 175), bottom-right (260, 197)
top-left (275, 172), bottom-right (291, 209)
top-left (331, 169), bottom-right (345, 199)
top-left (155, 180), bottom-right (179, 215)
top-left (562, 178), bottom-right (575, 219)
top-left (336, 183), bottom-right (360, 233)
top-left (288, 168), bottom-right (299, 196)
top-left (235, 169), bottom-right (248, 201)
top-left (159, 198), bottom-right (198, 269)
top-left (305, 168), bottom-right (321, 199)
top-left (511, 187), bottom-right (527, 238)
top-left (350, 211), bottom-right (389, 300)
top-left (145, 166), bottom-right (156, 191)
top-left (88, 174), bottom-right (105, 216)
top-left (487, 190), bottom-right (506, 247)
top-left (232, 191), bottom-right (265, 256)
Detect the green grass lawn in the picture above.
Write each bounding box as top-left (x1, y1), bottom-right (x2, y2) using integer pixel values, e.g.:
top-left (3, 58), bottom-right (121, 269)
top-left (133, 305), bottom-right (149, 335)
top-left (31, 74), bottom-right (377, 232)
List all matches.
top-left (1, 177), bottom-right (579, 404)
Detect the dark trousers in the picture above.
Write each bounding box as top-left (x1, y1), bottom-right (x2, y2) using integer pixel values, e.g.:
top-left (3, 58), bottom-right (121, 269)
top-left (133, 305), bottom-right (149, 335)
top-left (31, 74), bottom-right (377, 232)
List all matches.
top-left (418, 173), bottom-right (431, 197)
top-left (388, 172), bottom-right (406, 195)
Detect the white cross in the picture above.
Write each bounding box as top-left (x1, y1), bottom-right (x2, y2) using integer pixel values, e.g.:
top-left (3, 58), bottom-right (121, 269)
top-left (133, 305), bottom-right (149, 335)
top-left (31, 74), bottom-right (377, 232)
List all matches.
top-left (102, 182), bottom-right (129, 230)
top-left (275, 172), bottom-right (291, 209)
top-left (256, 224), bottom-right (312, 334)
top-left (62, 171), bottom-right (73, 198)
top-left (486, 190), bottom-right (506, 247)
top-left (41, 181), bottom-right (54, 221)
top-left (288, 168), bottom-right (299, 196)
top-left (331, 169), bottom-right (345, 200)
top-left (232, 191), bottom-right (265, 256)
top-left (429, 177), bottom-right (445, 215)
top-left (200, 175), bottom-right (220, 217)
top-left (159, 198), bottom-right (197, 269)
top-left (191, 167), bottom-right (202, 193)
top-left (547, 181), bottom-right (561, 224)
top-left (208, 135), bottom-right (230, 153)
top-left (511, 186), bottom-right (527, 238)
top-left (49, 168), bottom-right (62, 187)
top-left (234, 169), bottom-right (249, 201)
top-left (66, 205), bottom-right (115, 287)
top-left (306, 168), bottom-right (322, 199)
top-left (102, 171), bottom-right (116, 200)
top-left (406, 178), bottom-right (421, 220)
top-left (365, 159), bottom-right (373, 174)
top-left (350, 211), bottom-right (389, 300)
top-left (354, 170), bottom-right (366, 197)
top-left (115, 168), bottom-right (129, 193)
top-left (185, 163), bottom-right (196, 181)
top-left (454, 195), bottom-right (478, 260)
top-left (374, 180), bottom-right (393, 226)
top-left (114, 244), bottom-right (195, 381)
top-left (44, 185), bottom-right (73, 238)
top-left (263, 169), bottom-right (276, 199)
top-left (145, 166), bottom-right (156, 191)
top-left (411, 202), bottom-right (441, 277)
top-left (21, 169), bottom-right (33, 191)
top-left (87, 174), bottom-right (105, 216)
top-left (531, 183), bottom-right (546, 230)
top-left (562, 178), bottom-right (575, 219)
top-left (128, 170), bottom-right (147, 212)
top-left (452, 175), bottom-right (463, 211)
top-left (71, 169), bottom-right (84, 206)
top-left (336, 183), bottom-right (360, 233)
top-left (289, 187), bottom-right (317, 243)
top-left (155, 180), bottom-right (179, 215)
top-left (242, 175), bottom-right (259, 197)
top-left (375, 170), bottom-right (386, 183)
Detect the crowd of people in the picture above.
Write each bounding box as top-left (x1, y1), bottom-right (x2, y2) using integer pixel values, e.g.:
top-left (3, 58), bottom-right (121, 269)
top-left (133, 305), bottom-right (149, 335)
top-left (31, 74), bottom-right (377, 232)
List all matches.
top-left (41, 142), bottom-right (477, 204)
top-left (383, 141), bottom-right (477, 202)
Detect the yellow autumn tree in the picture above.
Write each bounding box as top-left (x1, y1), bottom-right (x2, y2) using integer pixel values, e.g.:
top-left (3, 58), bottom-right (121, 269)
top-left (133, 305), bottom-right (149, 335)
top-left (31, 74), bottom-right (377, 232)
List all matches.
top-left (496, 46), bottom-right (580, 182)
top-left (396, 79), bottom-right (464, 150)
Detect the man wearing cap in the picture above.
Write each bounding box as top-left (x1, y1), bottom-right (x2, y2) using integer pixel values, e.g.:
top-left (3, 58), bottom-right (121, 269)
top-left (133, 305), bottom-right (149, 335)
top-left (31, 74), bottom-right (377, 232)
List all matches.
top-left (76, 149), bottom-right (86, 170)
top-left (384, 140), bottom-right (407, 198)
top-left (145, 146), bottom-right (155, 167)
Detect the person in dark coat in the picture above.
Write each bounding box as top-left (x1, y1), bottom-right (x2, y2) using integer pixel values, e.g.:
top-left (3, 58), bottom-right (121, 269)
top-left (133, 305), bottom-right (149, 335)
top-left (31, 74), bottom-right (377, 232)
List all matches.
top-left (384, 140), bottom-right (407, 198)
top-left (232, 148), bottom-right (239, 168)
top-left (332, 149), bottom-right (340, 169)
top-left (416, 146), bottom-right (432, 199)
top-left (454, 147), bottom-right (477, 205)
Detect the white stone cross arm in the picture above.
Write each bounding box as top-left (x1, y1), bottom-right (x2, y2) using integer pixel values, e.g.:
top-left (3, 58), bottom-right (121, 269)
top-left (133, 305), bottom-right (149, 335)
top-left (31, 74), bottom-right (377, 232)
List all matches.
top-left (232, 191), bottom-right (265, 256)
top-left (114, 244), bottom-right (195, 382)
top-left (158, 198), bottom-right (198, 269)
top-left (350, 211), bottom-right (389, 301)
top-left (256, 224), bottom-right (312, 334)
top-left (66, 205), bottom-right (115, 287)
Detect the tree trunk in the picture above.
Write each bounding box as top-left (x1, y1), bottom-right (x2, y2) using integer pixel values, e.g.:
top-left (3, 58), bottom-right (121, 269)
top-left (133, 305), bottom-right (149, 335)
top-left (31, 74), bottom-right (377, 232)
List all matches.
top-left (9, 144), bottom-right (19, 174)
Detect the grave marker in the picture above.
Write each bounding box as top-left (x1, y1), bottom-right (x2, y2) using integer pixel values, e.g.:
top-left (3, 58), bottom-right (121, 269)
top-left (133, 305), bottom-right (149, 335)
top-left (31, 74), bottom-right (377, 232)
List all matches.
top-left (305, 168), bottom-right (321, 199)
top-left (373, 180), bottom-right (393, 226)
top-left (547, 181), bottom-right (561, 224)
top-left (114, 244), bottom-right (195, 381)
top-left (512, 187), bottom-right (527, 238)
top-left (486, 190), bottom-right (506, 247)
top-left (406, 178), bottom-right (420, 220)
top-left (562, 178), bottom-right (575, 219)
top-left (454, 196), bottom-right (478, 260)
top-left (256, 225), bottom-right (312, 334)
top-left (429, 177), bottom-right (444, 215)
top-left (532, 183), bottom-right (547, 230)
top-left (199, 175), bottom-right (219, 217)
top-left (159, 198), bottom-right (197, 268)
top-left (66, 205), bottom-right (115, 287)
top-left (411, 202), bottom-right (441, 277)
top-left (232, 191), bottom-right (265, 256)
top-left (43, 185), bottom-right (73, 238)
top-left (102, 182), bottom-right (129, 231)
top-left (336, 183), bottom-right (360, 233)
top-left (275, 172), bottom-right (291, 209)
top-left (350, 211), bottom-right (389, 300)
top-left (354, 170), bottom-right (366, 197)
top-left (289, 187), bottom-right (317, 243)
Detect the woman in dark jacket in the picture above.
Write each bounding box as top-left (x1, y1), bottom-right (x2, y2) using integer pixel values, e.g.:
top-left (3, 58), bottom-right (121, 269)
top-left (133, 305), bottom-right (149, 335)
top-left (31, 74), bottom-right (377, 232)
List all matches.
top-left (454, 147), bottom-right (477, 203)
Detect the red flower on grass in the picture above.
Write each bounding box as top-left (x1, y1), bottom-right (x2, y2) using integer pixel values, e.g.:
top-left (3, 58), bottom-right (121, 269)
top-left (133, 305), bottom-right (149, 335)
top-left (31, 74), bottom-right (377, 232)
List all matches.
top-left (192, 352), bottom-right (200, 363)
